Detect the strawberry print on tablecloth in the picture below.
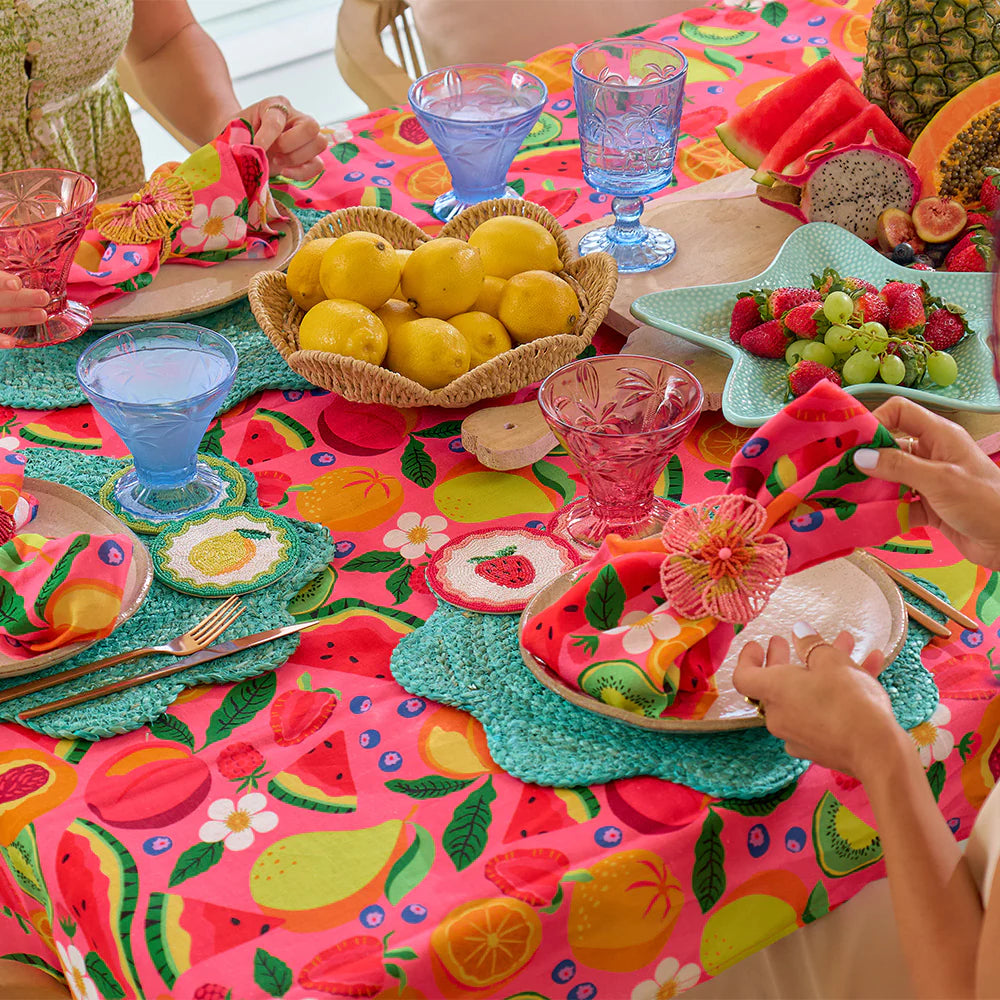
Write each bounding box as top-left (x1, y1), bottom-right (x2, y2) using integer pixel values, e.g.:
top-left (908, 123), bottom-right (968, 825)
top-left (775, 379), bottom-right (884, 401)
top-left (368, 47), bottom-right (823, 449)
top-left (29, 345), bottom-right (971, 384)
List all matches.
top-left (426, 527), bottom-right (581, 613)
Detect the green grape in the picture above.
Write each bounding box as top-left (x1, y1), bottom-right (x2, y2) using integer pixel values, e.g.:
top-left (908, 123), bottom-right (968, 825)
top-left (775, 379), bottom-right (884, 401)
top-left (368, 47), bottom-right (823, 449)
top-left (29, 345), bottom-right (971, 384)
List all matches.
top-left (926, 351), bottom-right (958, 387)
top-left (860, 321), bottom-right (889, 351)
top-left (880, 354), bottom-right (906, 386)
top-left (801, 342), bottom-right (835, 366)
top-left (823, 290), bottom-right (854, 326)
top-left (785, 339), bottom-right (812, 366)
top-left (841, 351), bottom-right (880, 385)
top-left (824, 324), bottom-right (856, 354)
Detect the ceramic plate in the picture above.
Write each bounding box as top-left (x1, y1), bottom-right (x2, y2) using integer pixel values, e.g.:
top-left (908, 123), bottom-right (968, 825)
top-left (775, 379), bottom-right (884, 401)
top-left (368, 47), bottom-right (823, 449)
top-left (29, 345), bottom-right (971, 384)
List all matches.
top-left (518, 551), bottom-right (906, 732)
top-left (630, 222), bottom-right (998, 428)
top-left (0, 479), bottom-right (153, 678)
top-left (90, 212), bottom-right (303, 329)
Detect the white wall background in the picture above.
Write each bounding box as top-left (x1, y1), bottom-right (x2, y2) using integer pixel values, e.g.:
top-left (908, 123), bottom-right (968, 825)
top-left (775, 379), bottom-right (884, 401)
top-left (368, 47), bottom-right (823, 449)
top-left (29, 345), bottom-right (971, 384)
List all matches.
top-left (129, 0), bottom-right (370, 173)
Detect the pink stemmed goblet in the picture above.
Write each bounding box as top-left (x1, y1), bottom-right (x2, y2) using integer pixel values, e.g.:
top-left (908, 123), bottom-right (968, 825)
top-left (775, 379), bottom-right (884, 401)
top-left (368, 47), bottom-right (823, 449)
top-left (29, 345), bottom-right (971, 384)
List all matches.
top-left (0, 168), bottom-right (98, 348)
top-left (539, 356), bottom-right (703, 548)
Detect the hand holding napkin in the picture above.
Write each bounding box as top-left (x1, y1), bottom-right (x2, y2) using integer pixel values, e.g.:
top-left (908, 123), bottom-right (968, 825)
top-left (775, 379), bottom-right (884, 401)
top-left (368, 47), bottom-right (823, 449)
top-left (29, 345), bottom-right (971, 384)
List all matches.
top-left (522, 382), bottom-right (914, 718)
top-left (68, 118), bottom-right (289, 307)
top-left (0, 442), bottom-right (134, 658)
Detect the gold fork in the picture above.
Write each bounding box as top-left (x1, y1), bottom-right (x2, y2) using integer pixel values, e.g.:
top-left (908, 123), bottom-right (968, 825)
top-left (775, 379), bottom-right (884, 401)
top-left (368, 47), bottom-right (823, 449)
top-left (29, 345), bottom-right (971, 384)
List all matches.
top-left (0, 596), bottom-right (245, 705)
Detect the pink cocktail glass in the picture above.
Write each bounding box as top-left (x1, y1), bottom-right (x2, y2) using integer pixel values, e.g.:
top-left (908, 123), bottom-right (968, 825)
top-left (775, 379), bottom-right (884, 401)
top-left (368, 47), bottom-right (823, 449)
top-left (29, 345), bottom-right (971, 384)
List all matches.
top-left (0, 168), bottom-right (97, 348)
top-left (539, 355), bottom-right (703, 548)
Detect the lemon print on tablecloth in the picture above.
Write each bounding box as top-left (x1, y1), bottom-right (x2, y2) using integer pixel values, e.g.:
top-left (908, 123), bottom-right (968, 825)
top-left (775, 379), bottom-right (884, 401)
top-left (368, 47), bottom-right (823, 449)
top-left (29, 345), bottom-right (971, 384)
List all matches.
top-left (150, 507), bottom-right (298, 596)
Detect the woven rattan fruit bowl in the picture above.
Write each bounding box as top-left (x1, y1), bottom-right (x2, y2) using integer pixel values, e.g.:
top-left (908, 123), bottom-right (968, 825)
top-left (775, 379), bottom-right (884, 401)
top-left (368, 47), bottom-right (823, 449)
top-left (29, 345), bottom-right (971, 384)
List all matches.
top-left (248, 200), bottom-right (618, 408)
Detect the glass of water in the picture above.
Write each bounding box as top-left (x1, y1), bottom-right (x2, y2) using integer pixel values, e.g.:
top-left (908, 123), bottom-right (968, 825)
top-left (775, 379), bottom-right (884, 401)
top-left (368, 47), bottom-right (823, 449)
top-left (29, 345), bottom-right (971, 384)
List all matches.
top-left (572, 39), bottom-right (687, 273)
top-left (409, 64), bottom-right (547, 223)
top-left (77, 323), bottom-right (238, 524)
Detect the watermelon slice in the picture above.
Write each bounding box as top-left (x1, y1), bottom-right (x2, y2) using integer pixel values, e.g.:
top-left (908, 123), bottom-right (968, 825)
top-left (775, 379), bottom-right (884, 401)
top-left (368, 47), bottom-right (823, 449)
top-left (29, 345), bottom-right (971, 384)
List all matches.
top-left (145, 891), bottom-right (283, 989)
top-left (782, 103), bottom-right (913, 175)
top-left (716, 55), bottom-right (854, 169)
top-left (502, 784), bottom-right (599, 842)
top-left (267, 730), bottom-right (358, 813)
top-left (752, 78), bottom-right (871, 184)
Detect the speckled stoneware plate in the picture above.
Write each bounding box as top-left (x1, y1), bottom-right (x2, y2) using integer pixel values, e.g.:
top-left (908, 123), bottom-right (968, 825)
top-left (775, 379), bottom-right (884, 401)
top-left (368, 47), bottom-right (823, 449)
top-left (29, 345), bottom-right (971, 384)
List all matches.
top-left (0, 479), bottom-right (153, 679)
top-left (630, 222), bottom-right (998, 428)
top-left (518, 551), bottom-right (906, 732)
top-left (90, 212), bottom-right (303, 329)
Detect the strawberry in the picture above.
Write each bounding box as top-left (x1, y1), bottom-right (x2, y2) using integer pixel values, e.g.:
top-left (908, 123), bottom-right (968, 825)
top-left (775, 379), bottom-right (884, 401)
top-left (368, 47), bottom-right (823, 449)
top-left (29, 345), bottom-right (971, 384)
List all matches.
top-left (768, 286), bottom-right (820, 319)
top-left (966, 211), bottom-right (992, 229)
top-left (270, 680), bottom-right (338, 746)
top-left (910, 262), bottom-right (935, 271)
top-left (888, 289), bottom-right (926, 337)
top-left (299, 936), bottom-right (385, 997)
top-left (851, 291), bottom-right (889, 326)
top-left (484, 847), bottom-right (570, 906)
top-left (217, 742), bottom-right (268, 789)
top-left (882, 280), bottom-right (924, 308)
top-left (923, 305), bottom-right (968, 351)
top-left (740, 319), bottom-right (788, 358)
top-left (945, 228), bottom-right (994, 272)
top-left (782, 302), bottom-right (821, 339)
top-left (843, 275), bottom-right (878, 295)
top-left (729, 294), bottom-right (762, 344)
top-left (787, 360), bottom-right (841, 397)
top-left (194, 986), bottom-right (231, 1000)
top-left (979, 167), bottom-right (1000, 213)
top-left (470, 545), bottom-right (535, 588)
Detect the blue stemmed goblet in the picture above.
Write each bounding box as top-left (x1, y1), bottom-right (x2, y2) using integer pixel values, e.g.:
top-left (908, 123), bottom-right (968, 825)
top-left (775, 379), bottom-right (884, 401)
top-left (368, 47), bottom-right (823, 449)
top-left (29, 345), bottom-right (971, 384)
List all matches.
top-left (77, 323), bottom-right (238, 524)
top-left (408, 64), bottom-right (547, 223)
top-left (572, 39), bottom-right (688, 273)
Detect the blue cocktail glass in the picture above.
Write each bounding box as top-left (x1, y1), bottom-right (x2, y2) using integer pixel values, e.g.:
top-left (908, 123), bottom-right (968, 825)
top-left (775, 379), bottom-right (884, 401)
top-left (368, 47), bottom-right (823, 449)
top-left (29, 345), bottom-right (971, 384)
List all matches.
top-left (572, 39), bottom-right (687, 273)
top-left (408, 64), bottom-right (547, 222)
top-left (77, 323), bottom-right (238, 523)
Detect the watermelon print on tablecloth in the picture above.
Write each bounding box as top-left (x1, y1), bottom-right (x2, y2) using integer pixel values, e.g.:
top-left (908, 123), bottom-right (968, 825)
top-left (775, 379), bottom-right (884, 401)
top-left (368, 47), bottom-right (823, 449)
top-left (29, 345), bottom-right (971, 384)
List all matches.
top-left (426, 527), bottom-right (581, 613)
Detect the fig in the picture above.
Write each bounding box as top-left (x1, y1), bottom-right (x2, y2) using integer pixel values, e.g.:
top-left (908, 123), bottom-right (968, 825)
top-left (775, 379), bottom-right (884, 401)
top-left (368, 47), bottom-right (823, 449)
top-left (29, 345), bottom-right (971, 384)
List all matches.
top-left (911, 196), bottom-right (967, 243)
top-left (876, 207), bottom-right (924, 254)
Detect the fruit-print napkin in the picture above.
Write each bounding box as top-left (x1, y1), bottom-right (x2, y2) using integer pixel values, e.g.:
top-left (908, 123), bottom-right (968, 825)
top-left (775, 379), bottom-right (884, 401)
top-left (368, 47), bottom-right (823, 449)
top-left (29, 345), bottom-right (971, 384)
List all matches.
top-left (0, 441), bottom-right (134, 658)
top-left (68, 119), bottom-right (288, 307)
top-left (522, 381), bottom-right (913, 717)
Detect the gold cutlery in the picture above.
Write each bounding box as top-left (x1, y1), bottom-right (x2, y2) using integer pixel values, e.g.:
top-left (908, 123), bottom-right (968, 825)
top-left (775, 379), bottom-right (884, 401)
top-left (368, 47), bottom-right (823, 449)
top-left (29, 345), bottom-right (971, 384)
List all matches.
top-left (17, 620), bottom-right (315, 721)
top-left (868, 553), bottom-right (978, 632)
top-left (902, 601), bottom-right (951, 638)
top-left (0, 596), bottom-right (245, 706)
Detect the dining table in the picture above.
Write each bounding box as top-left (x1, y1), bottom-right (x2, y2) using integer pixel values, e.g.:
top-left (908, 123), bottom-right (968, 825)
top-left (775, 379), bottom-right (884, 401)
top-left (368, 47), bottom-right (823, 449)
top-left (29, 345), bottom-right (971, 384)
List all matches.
top-left (3, 1), bottom-right (1000, 999)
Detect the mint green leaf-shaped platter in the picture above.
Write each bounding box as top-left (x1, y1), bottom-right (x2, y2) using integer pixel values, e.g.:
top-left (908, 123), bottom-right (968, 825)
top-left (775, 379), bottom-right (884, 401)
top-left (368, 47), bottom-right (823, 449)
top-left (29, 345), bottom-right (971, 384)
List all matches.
top-left (630, 222), bottom-right (998, 428)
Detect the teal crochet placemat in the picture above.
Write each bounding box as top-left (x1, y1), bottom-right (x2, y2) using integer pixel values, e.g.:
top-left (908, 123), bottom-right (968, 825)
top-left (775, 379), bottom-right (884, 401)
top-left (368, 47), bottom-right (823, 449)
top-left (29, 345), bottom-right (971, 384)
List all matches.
top-left (0, 447), bottom-right (335, 740)
top-left (390, 583), bottom-right (943, 799)
top-left (0, 208), bottom-right (326, 411)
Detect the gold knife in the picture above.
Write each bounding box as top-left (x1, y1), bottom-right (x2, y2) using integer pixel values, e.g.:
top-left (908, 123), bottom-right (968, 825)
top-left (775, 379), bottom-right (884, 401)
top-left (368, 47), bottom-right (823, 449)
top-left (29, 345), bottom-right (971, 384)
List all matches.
top-left (16, 620), bottom-right (315, 721)
top-left (869, 553), bottom-right (978, 632)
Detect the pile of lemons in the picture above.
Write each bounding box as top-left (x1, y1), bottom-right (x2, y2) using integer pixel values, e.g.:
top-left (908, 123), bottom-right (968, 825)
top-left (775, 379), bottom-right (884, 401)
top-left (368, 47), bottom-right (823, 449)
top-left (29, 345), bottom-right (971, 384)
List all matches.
top-left (285, 216), bottom-right (581, 390)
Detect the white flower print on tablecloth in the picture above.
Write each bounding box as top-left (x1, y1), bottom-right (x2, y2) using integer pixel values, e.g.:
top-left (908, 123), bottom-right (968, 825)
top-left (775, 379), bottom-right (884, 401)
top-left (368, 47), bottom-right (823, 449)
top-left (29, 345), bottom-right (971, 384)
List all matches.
top-left (631, 956), bottom-right (702, 999)
top-left (606, 605), bottom-right (681, 655)
top-left (179, 195), bottom-right (247, 251)
top-left (910, 703), bottom-right (954, 767)
top-left (198, 791), bottom-right (278, 851)
top-left (383, 512), bottom-right (449, 561)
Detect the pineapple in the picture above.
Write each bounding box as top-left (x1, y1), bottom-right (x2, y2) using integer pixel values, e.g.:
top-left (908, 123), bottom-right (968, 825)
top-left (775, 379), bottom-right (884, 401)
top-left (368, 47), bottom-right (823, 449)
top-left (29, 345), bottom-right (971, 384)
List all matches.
top-left (861, 0), bottom-right (1000, 139)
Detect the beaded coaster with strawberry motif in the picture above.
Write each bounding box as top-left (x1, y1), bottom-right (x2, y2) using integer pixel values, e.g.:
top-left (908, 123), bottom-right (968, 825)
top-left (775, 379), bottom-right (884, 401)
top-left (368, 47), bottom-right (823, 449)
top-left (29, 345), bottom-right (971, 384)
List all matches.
top-left (426, 527), bottom-right (580, 614)
top-left (149, 506), bottom-right (299, 596)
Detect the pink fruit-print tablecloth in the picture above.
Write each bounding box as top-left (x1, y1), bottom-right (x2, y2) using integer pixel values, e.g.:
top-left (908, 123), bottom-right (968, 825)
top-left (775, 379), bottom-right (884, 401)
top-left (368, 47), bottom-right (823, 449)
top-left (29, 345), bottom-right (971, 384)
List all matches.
top-left (6, 2), bottom-right (1000, 998)
top-left (270, 0), bottom-right (878, 234)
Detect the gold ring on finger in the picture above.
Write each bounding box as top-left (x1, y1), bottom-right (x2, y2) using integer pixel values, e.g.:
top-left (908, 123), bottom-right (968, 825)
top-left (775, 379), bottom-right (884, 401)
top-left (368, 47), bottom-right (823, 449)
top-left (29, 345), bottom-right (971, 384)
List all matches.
top-left (744, 695), bottom-right (766, 718)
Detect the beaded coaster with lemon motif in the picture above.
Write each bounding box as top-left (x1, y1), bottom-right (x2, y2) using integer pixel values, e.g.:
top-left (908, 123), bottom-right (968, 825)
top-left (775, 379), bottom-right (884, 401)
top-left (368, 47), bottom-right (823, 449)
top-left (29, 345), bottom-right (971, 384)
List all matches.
top-left (99, 454), bottom-right (247, 535)
top-left (149, 507), bottom-right (299, 596)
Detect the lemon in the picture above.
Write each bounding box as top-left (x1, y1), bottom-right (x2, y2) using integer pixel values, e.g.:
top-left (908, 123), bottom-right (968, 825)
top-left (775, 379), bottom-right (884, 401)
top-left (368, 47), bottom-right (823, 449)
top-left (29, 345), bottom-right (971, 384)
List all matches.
top-left (471, 275), bottom-right (507, 318)
top-left (448, 311), bottom-right (512, 367)
top-left (499, 270), bottom-right (580, 344)
top-left (468, 216), bottom-right (562, 279)
top-left (376, 299), bottom-right (420, 337)
top-left (319, 231), bottom-right (400, 310)
top-left (385, 318), bottom-right (471, 389)
top-left (400, 238), bottom-right (483, 319)
top-left (391, 248), bottom-right (413, 300)
top-left (298, 299), bottom-right (388, 365)
top-left (286, 238), bottom-right (336, 311)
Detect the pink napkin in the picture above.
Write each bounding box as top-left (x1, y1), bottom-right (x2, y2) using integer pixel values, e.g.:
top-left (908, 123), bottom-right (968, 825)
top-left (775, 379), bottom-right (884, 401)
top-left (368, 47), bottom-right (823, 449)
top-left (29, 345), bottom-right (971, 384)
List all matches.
top-left (0, 442), bottom-right (134, 658)
top-left (69, 119), bottom-right (288, 307)
top-left (522, 382), bottom-right (914, 717)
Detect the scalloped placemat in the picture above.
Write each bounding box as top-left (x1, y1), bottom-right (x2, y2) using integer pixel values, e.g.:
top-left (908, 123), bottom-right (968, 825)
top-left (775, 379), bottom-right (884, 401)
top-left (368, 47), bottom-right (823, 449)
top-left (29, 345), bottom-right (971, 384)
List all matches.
top-left (390, 581), bottom-right (943, 798)
top-left (0, 208), bottom-right (325, 411)
top-left (0, 446), bottom-right (335, 740)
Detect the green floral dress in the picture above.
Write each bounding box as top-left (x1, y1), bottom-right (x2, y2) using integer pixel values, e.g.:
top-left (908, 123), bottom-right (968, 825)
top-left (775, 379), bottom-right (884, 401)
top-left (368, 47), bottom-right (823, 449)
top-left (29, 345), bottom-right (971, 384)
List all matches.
top-left (0, 0), bottom-right (144, 194)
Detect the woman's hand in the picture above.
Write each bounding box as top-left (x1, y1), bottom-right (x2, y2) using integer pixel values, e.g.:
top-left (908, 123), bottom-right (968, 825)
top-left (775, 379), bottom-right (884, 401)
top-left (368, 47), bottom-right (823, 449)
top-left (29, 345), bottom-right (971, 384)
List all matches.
top-left (853, 396), bottom-right (1000, 569)
top-left (0, 272), bottom-right (49, 327)
top-left (732, 623), bottom-right (900, 780)
top-left (241, 97), bottom-right (325, 181)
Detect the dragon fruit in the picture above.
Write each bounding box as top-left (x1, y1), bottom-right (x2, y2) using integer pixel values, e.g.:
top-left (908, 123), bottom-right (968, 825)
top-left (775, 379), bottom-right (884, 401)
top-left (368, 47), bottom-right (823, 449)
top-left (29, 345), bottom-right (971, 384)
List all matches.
top-left (758, 133), bottom-right (920, 243)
